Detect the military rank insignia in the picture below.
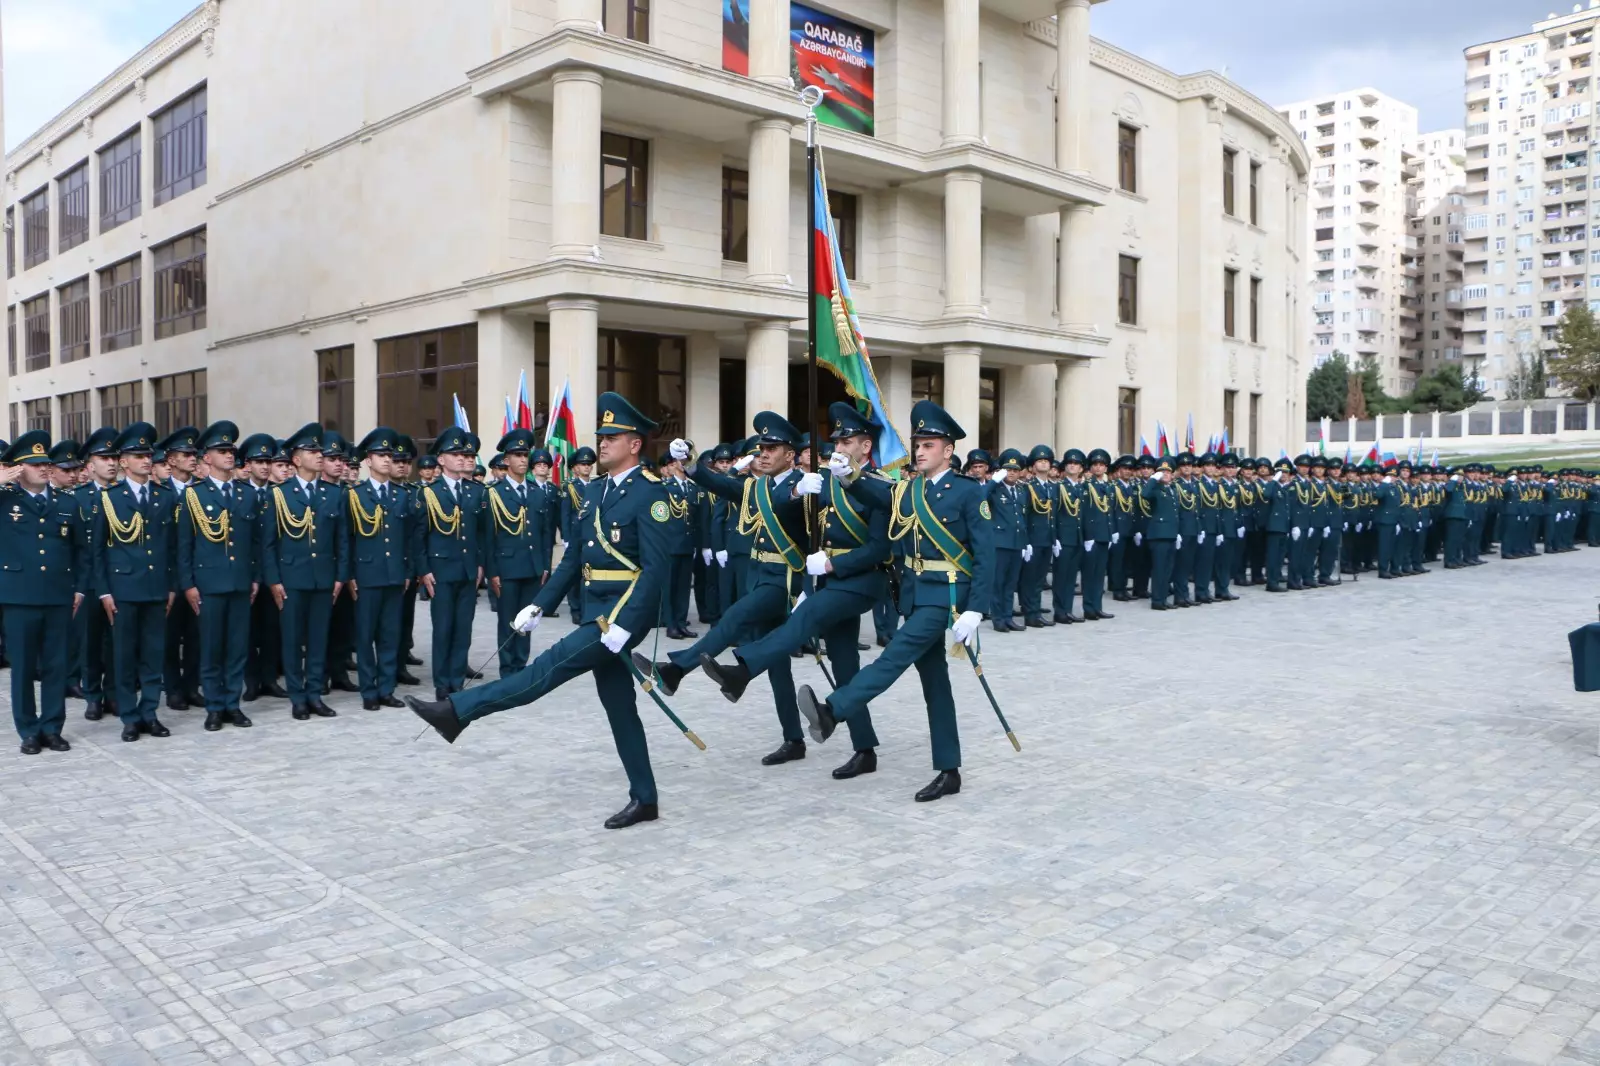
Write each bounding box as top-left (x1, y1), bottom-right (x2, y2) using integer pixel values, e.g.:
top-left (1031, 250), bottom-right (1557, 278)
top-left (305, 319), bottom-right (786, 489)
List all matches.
top-left (650, 501), bottom-right (670, 523)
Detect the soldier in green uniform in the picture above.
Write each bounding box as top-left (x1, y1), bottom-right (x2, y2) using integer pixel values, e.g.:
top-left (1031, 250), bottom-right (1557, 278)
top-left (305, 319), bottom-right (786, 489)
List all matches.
top-left (76, 426), bottom-right (121, 720)
top-left (345, 428), bottom-right (412, 709)
top-left (484, 428), bottom-right (552, 678)
top-left (1140, 455), bottom-right (1179, 608)
top-left (1109, 455), bottom-right (1139, 600)
top-left (1212, 454), bottom-right (1242, 600)
top-left (795, 400), bottom-right (994, 802)
top-left (986, 449), bottom-right (1026, 631)
top-left (1050, 449), bottom-right (1085, 623)
top-left (159, 427), bottom-right (205, 710)
top-left (392, 436), bottom-right (425, 684)
top-left (1079, 449), bottom-right (1115, 619)
top-left (240, 434), bottom-right (289, 703)
top-left (1192, 453), bottom-right (1222, 603)
top-left (409, 392), bottom-right (672, 831)
top-left (1170, 454), bottom-right (1201, 605)
top-left (415, 428), bottom-right (485, 700)
top-left (1442, 464), bottom-right (1469, 568)
top-left (1260, 457), bottom-right (1292, 591)
top-left (658, 452), bottom-right (698, 639)
top-left (1018, 445), bottom-right (1056, 627)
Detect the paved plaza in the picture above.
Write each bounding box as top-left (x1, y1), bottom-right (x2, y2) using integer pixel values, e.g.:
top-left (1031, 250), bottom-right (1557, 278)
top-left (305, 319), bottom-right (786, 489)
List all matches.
top-left (5, 556), bottom-right (1600, 1066)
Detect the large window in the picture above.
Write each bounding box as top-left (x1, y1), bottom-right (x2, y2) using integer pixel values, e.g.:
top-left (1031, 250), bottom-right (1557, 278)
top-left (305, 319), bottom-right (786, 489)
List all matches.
top-left (1118, 124), bottom-right (1139, 193)
top-left (1248, 393), bottom-right (1261, 456)
top-left (1118, 255), bottom-right (1139, 325)
top-left (1223, 389), bottom-right (1237, 449)
top-left (58, 278), bottom-right (90, 364)
top-left (6, 307), bottom-right (14, 377)
top-left (23, 398), bottom-right (51, 435)
top-left (318, 345), bottom-right (355, 433)
top-left (100, 257), bottom-right (142, 352)
top-left (1223, 268), bottom-right (1238, 337)
top-left (21, 188), bottom-right (49, 269)
top-left (4, 207), bottom-right (12, 279)
top-left (600, 133), bottom-right (649, 240)
top-left (1248, 161), bottom-right (1260, 226)
top-left (601, 0), bottom-right (649, 42)
top-left (154, 85), bottom-right (207, 205)
top-left (100, 381), bottom-right (143, 428)
top-left (99, 128), bottom-right (142, 233)
top-left (1222, 147), bottom-right (1237, 216)
top-left (597, 330), bottom-right (685, 447)
top-left (829, 190), bottom-right (859, 279)
top-left (154, 229), bottom-right (207, 339)
top-left (721, 167), bottom-right (749, 263)
top-left (1249, 276), bottom-right (1261, 342)
top-left (58, 391), bottom-right (90, 444)
top-left (377, 324), bottom-right (478, 449)
top-left (153, 370), bottom-right (207, 436)
top-left (911, 360), bottom-right (943, 405)
top-left (57, 163), bottom-right (90, 253)
top-left (23, 295), bottom-right (50, 372)
top-left (1117, 388), bottom-right (1138, 456)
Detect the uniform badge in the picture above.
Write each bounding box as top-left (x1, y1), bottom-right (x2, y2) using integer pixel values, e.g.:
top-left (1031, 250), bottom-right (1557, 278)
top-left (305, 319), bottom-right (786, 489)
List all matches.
top-left (60, 525), bottom-right (69, 537)
top-left (979, 501), bottom-right (992, 520)
top-left (650, 501), bottom-right (670, 523)
top-left (610, 528), bottom-right (622, 543)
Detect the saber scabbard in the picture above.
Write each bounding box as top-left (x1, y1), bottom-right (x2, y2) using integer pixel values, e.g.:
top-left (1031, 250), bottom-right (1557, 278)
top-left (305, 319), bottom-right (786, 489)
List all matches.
top-left (951, 639), bottom-right (1020, 752)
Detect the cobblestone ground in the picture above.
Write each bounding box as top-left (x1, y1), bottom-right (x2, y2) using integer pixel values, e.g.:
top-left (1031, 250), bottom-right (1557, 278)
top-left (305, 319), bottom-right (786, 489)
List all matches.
top-left (5, 554), bottom-right (1600, 1066)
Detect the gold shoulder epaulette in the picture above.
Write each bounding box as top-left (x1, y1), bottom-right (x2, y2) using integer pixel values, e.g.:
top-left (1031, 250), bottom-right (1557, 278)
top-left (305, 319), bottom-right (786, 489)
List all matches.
top-left (640, 469), bottom-right (661, 483)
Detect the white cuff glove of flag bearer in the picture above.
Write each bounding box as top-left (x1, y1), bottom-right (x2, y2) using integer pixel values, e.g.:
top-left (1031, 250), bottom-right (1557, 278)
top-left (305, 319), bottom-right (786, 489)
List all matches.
top-left (828, 452), bottom-right (853, 478)
top-left (1022, 545), bottom-right (1033, 563)
top-left (1198, 532), bottom-right (1206, 545)
top-left (669, 438), bottom-right (691, 462)
top-left (702, 549), bottom-right (713, 565)
top-left (950, 610), bottom-right (983, 648)
top-left (513, 605), bottom-right (542, 633)
top-left (733, 454), bottom-right (756, 473)
top-left (600, 624), bottom-right (630, 654)
top-left (796, 471), bottom-right (824, 496)
top-left (715, 550), bottom-right (729, 567)
top-left (990, 469), bottom-right (1008, 484)
top-left (805, 551), bottom-right (830, 576)
top-left (1291, 527), bottom-right (1301, 541)
top-left (1134, 532), bottom-right (1143, 546)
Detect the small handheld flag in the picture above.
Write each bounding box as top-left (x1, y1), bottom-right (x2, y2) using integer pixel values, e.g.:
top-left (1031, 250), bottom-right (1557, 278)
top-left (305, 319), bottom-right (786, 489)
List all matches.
top-left (1184, 413), bottom-right (1195, 454)
top-left (545, 377), bottom-right (577, 485)
top-left (452, 394), bottom-right (472, 433)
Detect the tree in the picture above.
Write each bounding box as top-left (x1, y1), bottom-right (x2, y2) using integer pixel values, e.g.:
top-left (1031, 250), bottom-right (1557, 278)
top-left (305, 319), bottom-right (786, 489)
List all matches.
top-left (1305, 352), bottom-right (1349, 421)
top-left (1408, 363), bottom-right (1482, 413)
top-left (1550, 304), bottom-right (1600, 400)
top-left (1345, 368), bottom-right (1369, 419)
top-left (1505, 339), bottom-right (1548, 401)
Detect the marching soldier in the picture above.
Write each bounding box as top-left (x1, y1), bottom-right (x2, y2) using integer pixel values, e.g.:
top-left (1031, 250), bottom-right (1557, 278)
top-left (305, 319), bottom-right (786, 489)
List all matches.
top-left (240, 434), bottom-right (289, 702)
top-left (159, 426), bottom-right (204, 709)
top-left (795, 400), bottom-right (994, 802)
top-left (346, 428), bottom-right (411, 710)
top-left (261, 423), bottom-right (345, 720)
top-left (176, 421), bottom-right (261, 730)
top-left (409, 393), bottom-right (671, 831)
top-left (415, 428), bottom-right (485, 700)
top-left (77, 427), bottom-right (121, 720)
top-left (92, 423), bottom-right (178, 740)
top-left (484, 428), bottom-right (550, 678)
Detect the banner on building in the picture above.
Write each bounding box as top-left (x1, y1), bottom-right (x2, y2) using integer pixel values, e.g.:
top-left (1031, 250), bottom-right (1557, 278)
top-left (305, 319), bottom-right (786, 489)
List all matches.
top-left (723, 0), bottom-right (876, 137)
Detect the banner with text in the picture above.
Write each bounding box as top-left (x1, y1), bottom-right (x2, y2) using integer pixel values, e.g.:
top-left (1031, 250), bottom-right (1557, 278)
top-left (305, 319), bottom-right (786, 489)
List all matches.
top-left (722, 0), bottom-right (876, 137)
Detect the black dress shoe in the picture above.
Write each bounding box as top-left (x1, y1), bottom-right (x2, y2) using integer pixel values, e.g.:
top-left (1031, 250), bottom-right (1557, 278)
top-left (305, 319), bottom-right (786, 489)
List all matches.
top-left (41, 734), bottom-right (70, 752)
top-left (1086, 611), bottom-right (1115, 620)
top-left (915, 769), bottom-right (962, 802)
top-left (604, 799), bottom-right (659, 830)
top-left (122, 725), bottom-right (141, 742)
top-left (84, 702), bottom-right (104, 721)
top-left (379, 696), bottom-right (405, 708)
top-left (1218, 593), bottom-right (1240, 601)
top-left (395, 670), bottom-right (420, 686)
top-left (406, 695), bottom-right (467, 743)
top-left (679, 628), bottom-right (698, 639)
top-left (700, 654), bottom-right (752, 702)
top-left (857, 642), bottom-right (869, 651)
top-left (309, 700), bottom-right (337, 718)
top-left (65, 684), bottom-right (85, 700)
top-left (1152, 603), bottom-right (1171, 611)
top-left (1379, 573), bottom-right (1394, 579)
top-left (1195, 597), bottom-right (1215, 605)
top-left (292, 705), bottom-right (312, 720)
top-left (1024, 619), bottom-right (1044, 629)
top-left (147, 719), bottom-right (171, 738)
top-left (20, 737), bottom-right (41, 755)
top-left (242, 683), bottom-right (261, 703)
top-left (263, 681), bottom-right (290, 699)
top-left (204, 713), bottom-right (223, 731)
top-left (796, 684), bottom-right (837, 743)
top-left (876, 635), bottom-right (889, 648)
top-left (362, 699), bottom-right (381, 711)
top-left (330, 674), bottom-right (360, 693)
top-left (1265, 585), bottom-right (1285, 592)
top-left (1038, 618), bottom-right (1056, 627)
top-left (186, 689), bottom-right (205, 707)
top-left (832, 749), bottom-right (877, 779)
top-left (633, 653), bottom-right (684, 696)
top-left (466, 669), bottom-right (484, 680)
top-left (761, 738), bottom-right (807, 765)
top-left (1112, 592), bottom-right (1130, 602)
top-left (230, 711), bottom-right (253, 728)
top-left (405, 654), bottom-right (424, 666)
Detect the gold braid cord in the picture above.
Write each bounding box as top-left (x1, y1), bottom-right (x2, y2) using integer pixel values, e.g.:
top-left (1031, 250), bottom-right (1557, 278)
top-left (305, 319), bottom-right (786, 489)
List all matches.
top-left (887, 480), bottom-right (917, 543)
top-left (489, 488), bottom-right (526, 536)
top-left (1086, 482), bottom-right (1111, 513)
top-left (348, 488), bottom-right (384, 539)
top-left (1057, 483), bottom-right (1081, 518)
top-left (273, 486), bottom-right (314, 540)
top-left (185, 488), bottom-right (231, 544)
top-left (737, 480), bottom-right (762, 537)
top-left (423, 486), bottom-right (461, 536)
top-left (101, 491), bottom-right (144, 545)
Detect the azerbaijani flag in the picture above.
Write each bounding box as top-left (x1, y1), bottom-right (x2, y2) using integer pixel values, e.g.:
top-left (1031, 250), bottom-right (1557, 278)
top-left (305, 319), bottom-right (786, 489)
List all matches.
top-left (812, 150), bottom-right (908, 471)
top-left (1344, 442), bottom-right (1352, 465)
top-left (1382, 450), bottom-right (1397, 469)
top-left (1139, 434), bottom-right (1152, 458)
top-left (1157, 422), bottom-right (1172, 458)
top-left (501, 397), bottom-right (515, 438)
top-left (545, 377), bottom-right (577, 485)
top-left (1364, 440), bottom-right (1380, 464)
top-left (515, 370), bottom-right (534, 431)
top-left (1184, 413), bottom-right (1195, 454)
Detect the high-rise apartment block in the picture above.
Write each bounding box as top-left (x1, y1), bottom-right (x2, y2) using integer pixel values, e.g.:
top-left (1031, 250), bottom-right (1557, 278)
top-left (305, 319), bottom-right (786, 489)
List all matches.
top-left (1463, 5), bottom-right (1600, 397)
top-left (1279, 89), bottom-right (1420, 395)
top-left (1409, 130), bottom-right (1467, 379)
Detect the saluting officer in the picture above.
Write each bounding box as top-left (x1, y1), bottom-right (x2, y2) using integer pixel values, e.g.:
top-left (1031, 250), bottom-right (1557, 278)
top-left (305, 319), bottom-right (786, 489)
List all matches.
top-left (92, 423), bottom-right (178, 741)
top-left (261, 423), bottom-right (345, 720)
top-left (177, 421), bottom-right (262, 731)
top-left (0, 431), bottom-right (89, 754)
top-left (409, 393), bottom-right (672, 831)
top-left (485, 428), bottom-right (550, 678)
top-left (415, 428), bottom-right (485, 700)
top-left (1261, 458), bottom-right (1293, 591)
top-left (77, 427), bottom-right (122, 720)
top-left (1142, 456), bottom-right (1180, 609)
top-left (158, 426), bottom-right (204, 710)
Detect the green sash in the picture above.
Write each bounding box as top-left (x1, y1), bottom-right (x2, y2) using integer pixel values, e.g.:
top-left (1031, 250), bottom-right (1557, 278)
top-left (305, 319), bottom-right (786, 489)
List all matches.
top-left (754, 476), bottom-right (805, 569)
top-left (828, 475), bottom-right (869, 545)
top-left (910, 477), bottom-right (972, 576)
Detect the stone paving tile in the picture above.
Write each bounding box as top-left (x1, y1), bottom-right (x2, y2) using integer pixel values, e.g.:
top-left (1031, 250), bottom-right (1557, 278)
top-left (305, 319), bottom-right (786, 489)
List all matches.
top-left (5, 556), bottom-right (1600, 1063)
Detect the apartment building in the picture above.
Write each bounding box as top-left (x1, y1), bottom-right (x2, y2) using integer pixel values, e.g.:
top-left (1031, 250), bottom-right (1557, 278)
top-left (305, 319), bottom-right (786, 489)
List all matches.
top-left (1463, 4), bottom-right (1600, 397)
top-left (3, 0), bottom-right (1309, 457)
top-left (1278, 88), bottom-right (1420, 395)
top-left (1408, 130), bottom-right (1467, 379)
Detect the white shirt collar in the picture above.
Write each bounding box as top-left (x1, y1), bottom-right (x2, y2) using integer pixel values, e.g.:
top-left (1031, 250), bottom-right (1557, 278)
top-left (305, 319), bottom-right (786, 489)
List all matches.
top-left (369, 477), bottom-right (389, 493)
top-left (170, 475), bottom-right (189, 489)
top-left (610, 464), bottom-right (639, 487)
top-left (298, 477), bottom-right (317, 494)
top-left (771, 467), bottom-right (795, 486)
top-left (442, 475), bottom-right (462, 491)
top-left (210, 476), bottom-right (231, 492)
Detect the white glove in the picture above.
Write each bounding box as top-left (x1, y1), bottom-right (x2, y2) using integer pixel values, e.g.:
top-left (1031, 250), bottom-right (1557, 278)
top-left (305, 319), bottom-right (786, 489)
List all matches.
top-left (1216, 533), bottom-right (1225, 543)
top-left (990, 469), bottom-right (1008, 484)
top-left (805, 550), bottom-right (830, 576)
top-left (1237, 526), bottom-right (1245, 539)
top-left (1508, 474), bottom-right (1517, 482)
top-left (1383, 476), bottom-right (1393, 484)
top-left (1022, 545), bottom-right (1033, 563)
top-left (796, 471), bottom-right (823, 496)
top-left (1084, 540), bottom-right (1095, 552)
top-left (702, 548), bottom-right (713, 565)
top-left (1450, 474), bottom-right (1461, 483)
top-left (733, 454), bottom-right (756, 473)
top-left (600, 623), bottom-right (631, 654)
top-left (1342, 522), bottom-right (1348, 532)
top-left (1148, 471), bottom-right (1163, 480)
top-left (1323, 526), bottom-right (1331, 538)
top-left (794, 591), bottom-right (807, 610)
top-left (1134, 532), bottom-right (1143, 546)
top-left (950, 610), bottom-right (983, 648)
top-left (1111, 532), bottom-right (1120, 545)
top-left (1052, 540), bottom-right (1061, 558)
top-left (1197, 532), bottom-right (1206, 545)
top-left (828, 451), bottom-right (852, 478)
top-left (1291, 527), bottom-right (1301, 541)
top-left (1175, 535), bottom-right (1183, 551)
top-left (669, 438), bottom-right (691, 462)
top-left (513, 604), bottom-right (542, 633)
top-left (715, 550), bottom-right (729, 567)
top-left (1395, 524), bottom-right (1401, 535)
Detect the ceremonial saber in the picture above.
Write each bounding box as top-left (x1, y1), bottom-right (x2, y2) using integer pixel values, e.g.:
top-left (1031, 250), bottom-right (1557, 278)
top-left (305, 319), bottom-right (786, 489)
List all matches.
top-left (952, 639), bottom-right (1021, 752)
top-left (620, 643), bottom-right (707, 750)
top-left (412, 628), bottom-right (523, 742)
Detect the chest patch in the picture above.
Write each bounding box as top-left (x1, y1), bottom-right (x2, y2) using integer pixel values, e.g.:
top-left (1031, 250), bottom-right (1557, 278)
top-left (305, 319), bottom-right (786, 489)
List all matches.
top-left (650, 501), bottom-right (670, 523)
top-left (978, 501), bottom-right (992, 520)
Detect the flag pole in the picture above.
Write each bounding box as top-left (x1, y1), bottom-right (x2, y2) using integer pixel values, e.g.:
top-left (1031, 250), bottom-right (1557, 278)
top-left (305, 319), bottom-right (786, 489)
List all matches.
top-left (802, 85), bottom-right (824, 477)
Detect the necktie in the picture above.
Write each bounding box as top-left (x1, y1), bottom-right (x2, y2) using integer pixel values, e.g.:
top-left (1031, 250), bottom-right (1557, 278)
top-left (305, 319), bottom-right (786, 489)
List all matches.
top-left (222, 482), bottom-right (232, 503)
top-left (601, 479), bottom-right (612, 508)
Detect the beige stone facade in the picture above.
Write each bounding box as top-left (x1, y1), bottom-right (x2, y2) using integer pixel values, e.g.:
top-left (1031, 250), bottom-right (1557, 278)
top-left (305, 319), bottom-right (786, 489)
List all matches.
top-left (3, 0), bottom-right (1308, 458)
top-left (1408, 130), bottom-right (1467, 380)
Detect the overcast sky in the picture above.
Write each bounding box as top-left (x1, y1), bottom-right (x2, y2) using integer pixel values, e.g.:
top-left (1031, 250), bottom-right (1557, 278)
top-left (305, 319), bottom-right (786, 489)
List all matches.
top-left (0, 0), bottom-right (1578, 151)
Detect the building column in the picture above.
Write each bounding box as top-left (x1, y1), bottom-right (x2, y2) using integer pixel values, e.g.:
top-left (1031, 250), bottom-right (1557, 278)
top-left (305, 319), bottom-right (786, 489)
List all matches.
top-left (1056, 202), bottom-right (1094, 331)
top-left (475, 308), bottom-right (537, 438)
top-left (748, 0), bottom-right (792, 86)
top-left (1055, 0), bottom-right (1093, 176)
top-left (549, 69), bottom-right (604, 260)
top-left (685, 331), bottom-right (721, 451)
top-left (1020, 363), bottom-right (1058, 446)
top-left (1055, 359), bottom-right (1092, 447)
top-left (555, 0), bottom-right (601, 31)
top-left (352, 328), bottom-right (378, 435)
top-left (746, 119), bottom-right (793, 286)
top-left (880, 355), bottom-right (913, 436)
top-left (1024, 214), bottom-right (1058, 327)
top-left (745, 321), bottom-right (789, 426)
top-left (942, 345), bottom-right (981, 443)
top-left (942, 0), bottom-right (981, 146)
top-left (549, 299), bottom-right (599, 441)
top-left (944, 171), bottom-right (984, 317)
